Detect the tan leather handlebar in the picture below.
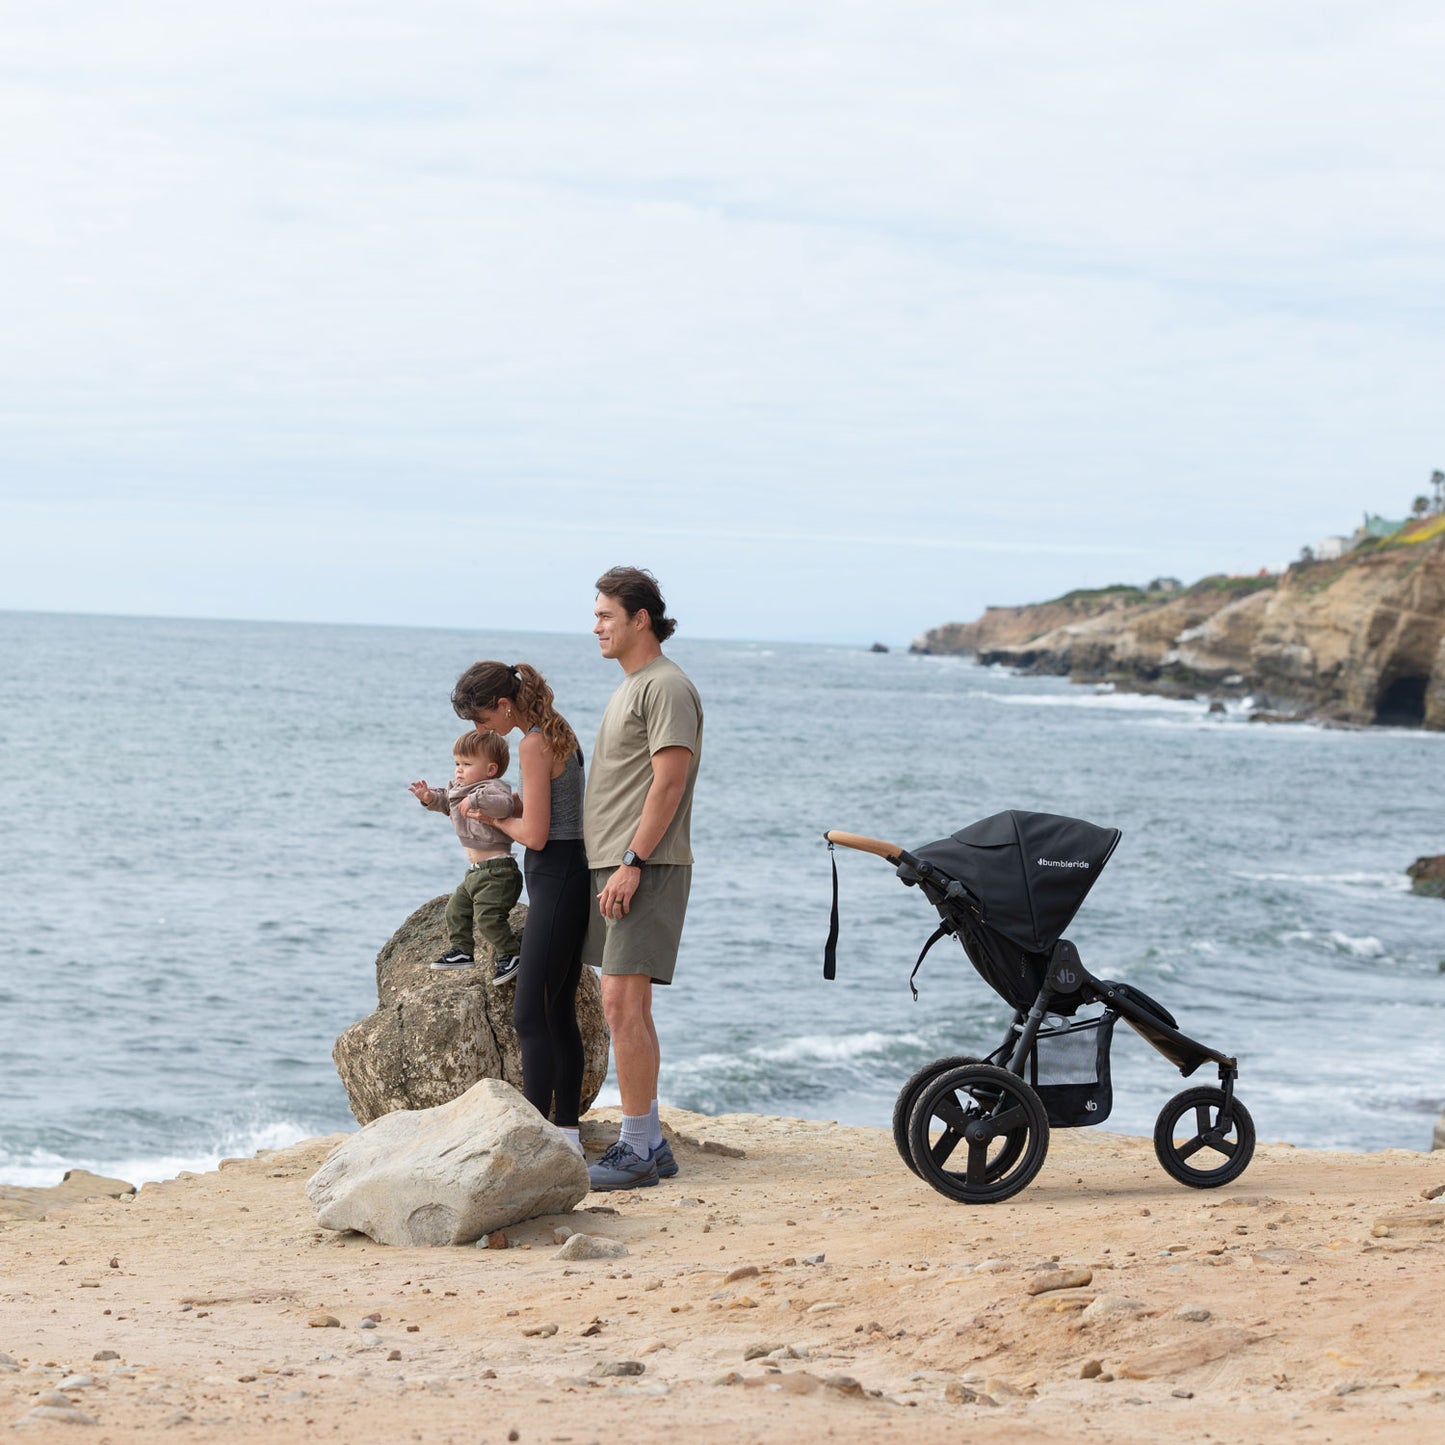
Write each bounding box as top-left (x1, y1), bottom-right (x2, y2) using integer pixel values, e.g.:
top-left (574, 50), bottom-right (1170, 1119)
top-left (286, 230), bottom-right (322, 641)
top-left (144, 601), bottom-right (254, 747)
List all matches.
top-left (824, 830), bottom-right (903, 861)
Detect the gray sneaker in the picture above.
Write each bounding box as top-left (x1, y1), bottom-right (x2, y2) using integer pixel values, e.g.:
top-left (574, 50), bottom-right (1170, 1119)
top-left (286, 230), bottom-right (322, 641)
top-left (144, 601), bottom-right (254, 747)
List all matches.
top-left (652, 1138), bottom-right (678, 1179)
top-left (588, 1140), bottom-right (659, 1191)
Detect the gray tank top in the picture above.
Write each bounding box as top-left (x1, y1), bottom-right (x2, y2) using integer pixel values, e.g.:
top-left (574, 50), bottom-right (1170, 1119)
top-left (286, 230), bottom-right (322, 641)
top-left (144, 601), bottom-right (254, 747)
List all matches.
top-left (532, 728), bottom-right (585, 841)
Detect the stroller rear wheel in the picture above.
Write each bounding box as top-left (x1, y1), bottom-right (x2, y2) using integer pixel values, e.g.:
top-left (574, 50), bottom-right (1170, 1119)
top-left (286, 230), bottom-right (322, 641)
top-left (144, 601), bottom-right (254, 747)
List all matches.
top-left (907, 1063), bottom-right (1050, 1204)
top-left (892, 1056), bottom-right (981, 1176)
top-left (1153, 1086), bottom-right (1255, 1188)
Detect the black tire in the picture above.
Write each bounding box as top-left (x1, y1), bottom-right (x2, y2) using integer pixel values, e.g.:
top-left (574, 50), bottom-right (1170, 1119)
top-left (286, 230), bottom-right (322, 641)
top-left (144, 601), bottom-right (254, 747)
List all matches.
top-left (907, 1063), bottom-right (1050, 1204)
top-left (1153, 1086), bottom-right (1256, 1188)
top-left (892, 1056), bottom-right (981, 1176)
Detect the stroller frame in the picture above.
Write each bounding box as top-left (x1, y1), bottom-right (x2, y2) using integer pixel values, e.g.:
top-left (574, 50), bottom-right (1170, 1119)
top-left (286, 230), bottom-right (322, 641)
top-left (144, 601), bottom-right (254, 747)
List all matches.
top-left (824, 820), bottom-right (1255, 1203)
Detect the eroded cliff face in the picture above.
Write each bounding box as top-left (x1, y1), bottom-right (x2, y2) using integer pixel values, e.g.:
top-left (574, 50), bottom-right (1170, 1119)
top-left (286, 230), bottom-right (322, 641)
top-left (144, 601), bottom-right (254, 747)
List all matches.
top-left (912, 538), bottom-right (1445, 729)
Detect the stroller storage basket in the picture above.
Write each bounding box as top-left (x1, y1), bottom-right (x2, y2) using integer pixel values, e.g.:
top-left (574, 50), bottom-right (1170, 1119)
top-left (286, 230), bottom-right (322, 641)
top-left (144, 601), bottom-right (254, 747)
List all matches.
top-left (1027, 1014), bottom-right (1115, 1128)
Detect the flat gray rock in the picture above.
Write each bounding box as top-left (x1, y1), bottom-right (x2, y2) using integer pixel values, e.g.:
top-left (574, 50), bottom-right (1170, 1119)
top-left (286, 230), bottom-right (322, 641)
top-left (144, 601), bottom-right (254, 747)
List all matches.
top-left (306, 1078), bottom-right (588, 1246)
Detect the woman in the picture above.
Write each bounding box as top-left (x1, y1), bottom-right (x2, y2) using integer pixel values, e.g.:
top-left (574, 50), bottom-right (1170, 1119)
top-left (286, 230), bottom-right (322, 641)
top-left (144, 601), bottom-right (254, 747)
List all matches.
top-left (451, 660), bottom-right (589, 1151)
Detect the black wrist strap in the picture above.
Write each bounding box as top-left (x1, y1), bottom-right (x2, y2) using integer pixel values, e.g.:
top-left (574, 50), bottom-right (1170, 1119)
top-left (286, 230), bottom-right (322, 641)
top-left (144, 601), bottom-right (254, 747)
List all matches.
top-left (823, 843), bottom-right (840, 980)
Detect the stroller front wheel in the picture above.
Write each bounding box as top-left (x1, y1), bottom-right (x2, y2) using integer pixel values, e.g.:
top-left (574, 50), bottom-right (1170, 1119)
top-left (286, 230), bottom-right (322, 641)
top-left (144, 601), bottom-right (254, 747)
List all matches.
top-left (907, 1063), bottom-right (1050, 1204)
top-left (1153, 1086), bottom-right (1256, 1188)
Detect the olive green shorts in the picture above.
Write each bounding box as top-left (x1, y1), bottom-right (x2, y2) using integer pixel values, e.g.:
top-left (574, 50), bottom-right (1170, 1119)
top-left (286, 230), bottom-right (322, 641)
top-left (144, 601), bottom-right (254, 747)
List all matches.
top-left (583, 864), bottom-right (692, 985)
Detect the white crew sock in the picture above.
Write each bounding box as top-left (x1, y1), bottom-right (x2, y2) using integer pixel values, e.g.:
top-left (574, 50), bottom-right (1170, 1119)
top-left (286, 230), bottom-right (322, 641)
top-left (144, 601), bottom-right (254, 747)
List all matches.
top-left (619, 1113), bottom-right (650, 1156)
top-left (559, 1126), bottom-right (582, 1154)
top-left (648, 1099), bottom-right (663, 1150)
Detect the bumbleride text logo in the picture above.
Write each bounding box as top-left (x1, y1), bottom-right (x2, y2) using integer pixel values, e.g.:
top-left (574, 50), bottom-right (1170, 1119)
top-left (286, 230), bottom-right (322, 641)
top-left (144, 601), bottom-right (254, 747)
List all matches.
top-left (1037, 857), bottom-right (1090, 869)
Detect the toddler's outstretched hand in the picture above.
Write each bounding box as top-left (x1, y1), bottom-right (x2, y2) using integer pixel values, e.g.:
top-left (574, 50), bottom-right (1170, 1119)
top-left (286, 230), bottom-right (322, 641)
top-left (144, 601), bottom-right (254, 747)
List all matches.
top-left (408, 780), bottom-right (435, 805)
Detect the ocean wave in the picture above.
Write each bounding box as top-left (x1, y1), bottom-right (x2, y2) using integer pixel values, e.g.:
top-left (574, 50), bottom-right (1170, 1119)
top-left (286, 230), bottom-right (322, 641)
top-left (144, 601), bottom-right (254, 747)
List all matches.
top-left (1239, 871), bottom-right (1410, 892)
top-left (1280, 929), bottom-right (1387, 959)
top-left (985, 690), bottom-right (1206, 714)
top-left (0, 1117), bottom-right (321, 1190)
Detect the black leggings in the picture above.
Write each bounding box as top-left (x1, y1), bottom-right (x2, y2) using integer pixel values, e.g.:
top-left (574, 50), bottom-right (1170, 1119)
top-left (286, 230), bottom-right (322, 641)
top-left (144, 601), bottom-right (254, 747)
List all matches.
top-left (516, 838), bottom-right (590, 1128)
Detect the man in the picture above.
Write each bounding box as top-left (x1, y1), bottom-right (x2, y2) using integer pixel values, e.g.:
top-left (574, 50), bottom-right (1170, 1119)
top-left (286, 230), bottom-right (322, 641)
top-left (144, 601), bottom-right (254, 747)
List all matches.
top-left (583, 566), bottom-right (703, 1190)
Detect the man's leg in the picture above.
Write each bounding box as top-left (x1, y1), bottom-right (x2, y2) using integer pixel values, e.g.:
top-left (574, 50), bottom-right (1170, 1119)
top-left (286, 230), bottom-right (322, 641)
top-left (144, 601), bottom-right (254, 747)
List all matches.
top-left (600, 972), bottom-right (658, 1116)
top-left (588, 973), bottom-right (662, 1189)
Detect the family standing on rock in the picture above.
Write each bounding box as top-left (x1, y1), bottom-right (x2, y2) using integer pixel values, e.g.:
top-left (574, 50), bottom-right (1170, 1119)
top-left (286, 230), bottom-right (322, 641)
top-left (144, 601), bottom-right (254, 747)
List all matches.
top-left (408, 567), bottom-right (704, 1193)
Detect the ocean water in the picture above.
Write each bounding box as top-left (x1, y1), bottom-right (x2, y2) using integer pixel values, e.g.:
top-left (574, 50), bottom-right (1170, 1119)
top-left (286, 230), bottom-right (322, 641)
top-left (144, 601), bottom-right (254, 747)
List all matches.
top-left (1, 609), bottom-right (1443, 1189)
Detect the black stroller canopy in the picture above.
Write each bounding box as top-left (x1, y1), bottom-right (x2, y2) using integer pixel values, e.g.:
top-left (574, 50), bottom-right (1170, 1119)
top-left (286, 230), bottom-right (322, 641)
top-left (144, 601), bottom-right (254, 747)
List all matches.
top-left (912, 810), bottom-right (1121, 954)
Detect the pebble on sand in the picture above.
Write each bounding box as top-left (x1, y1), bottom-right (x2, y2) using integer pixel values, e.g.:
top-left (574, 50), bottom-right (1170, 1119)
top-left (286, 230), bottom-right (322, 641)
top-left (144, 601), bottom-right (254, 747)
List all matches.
top-left (557, 1232), bottom-right (628, 1261)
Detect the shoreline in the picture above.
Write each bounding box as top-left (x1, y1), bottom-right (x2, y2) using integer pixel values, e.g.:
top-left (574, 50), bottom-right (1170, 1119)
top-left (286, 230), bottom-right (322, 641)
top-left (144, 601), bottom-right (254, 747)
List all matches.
top-left (5, 1111), bottom-right (1441, 1205)
top-left (3, 1109), bottom-right (1443, 1440)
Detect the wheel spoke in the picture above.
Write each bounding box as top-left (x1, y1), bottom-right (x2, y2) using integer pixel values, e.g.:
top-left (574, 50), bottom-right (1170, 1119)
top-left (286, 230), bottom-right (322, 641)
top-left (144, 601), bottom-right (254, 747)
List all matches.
top-left (1193, 1103), bottom-right (1214, 1133)
top-left (1174, 1134), bottom-right (1206, 1160)
top-left (932, 1092), bottom-right (974, 1132)
top-left (990, 1103), bottom-right (1030, 1134)
top-left (965, 1138), bottom-right (991, 1185)
top-left (929, 1127), bottom-right (964, 1170)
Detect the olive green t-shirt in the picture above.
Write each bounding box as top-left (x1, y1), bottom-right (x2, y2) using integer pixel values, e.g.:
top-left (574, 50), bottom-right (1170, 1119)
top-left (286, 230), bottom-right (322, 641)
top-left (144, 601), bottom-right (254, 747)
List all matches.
top-left (584, 654), bottom-right (703, 868)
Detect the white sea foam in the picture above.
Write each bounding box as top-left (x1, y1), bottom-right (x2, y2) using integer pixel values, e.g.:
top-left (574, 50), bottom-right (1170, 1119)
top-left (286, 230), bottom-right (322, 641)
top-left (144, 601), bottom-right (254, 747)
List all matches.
top-left (0, 1118), bottom-right (320, 1190)
top-left (1281, 929), bottom-right (1386, 959)
top-left (985, 689), bottom-right (1205, 714)
top-left (749, 1031), bottom-right (926, 1064)
top-left (1240, 871), bottom-right (1410, 892)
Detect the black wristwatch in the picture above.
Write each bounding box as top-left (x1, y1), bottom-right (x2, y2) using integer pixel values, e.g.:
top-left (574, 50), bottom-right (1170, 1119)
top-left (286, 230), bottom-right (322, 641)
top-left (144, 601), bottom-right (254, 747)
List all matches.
top-left (621, 849), bottom-right (646, 869)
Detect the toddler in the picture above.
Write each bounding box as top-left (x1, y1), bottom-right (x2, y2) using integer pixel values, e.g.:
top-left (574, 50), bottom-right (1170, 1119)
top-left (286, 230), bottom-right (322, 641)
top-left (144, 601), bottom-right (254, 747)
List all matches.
top-left (409, 730), bottom-right (523, 981)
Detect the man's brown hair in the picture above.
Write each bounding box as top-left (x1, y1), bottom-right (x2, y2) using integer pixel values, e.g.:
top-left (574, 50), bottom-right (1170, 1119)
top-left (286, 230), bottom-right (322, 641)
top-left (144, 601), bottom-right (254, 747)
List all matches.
top-left (595, 565), bottom-right (677, 642)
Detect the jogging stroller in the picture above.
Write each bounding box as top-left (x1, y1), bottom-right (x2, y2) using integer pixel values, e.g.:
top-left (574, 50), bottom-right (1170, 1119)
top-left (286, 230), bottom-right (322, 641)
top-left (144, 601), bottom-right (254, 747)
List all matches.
top-left (823, 810), bottom-right (1255, 1203)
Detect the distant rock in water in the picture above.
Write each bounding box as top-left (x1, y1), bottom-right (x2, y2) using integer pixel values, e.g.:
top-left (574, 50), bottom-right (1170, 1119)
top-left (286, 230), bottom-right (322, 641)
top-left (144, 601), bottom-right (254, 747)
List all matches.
top-left (1407, 855), bottom-right (1445, 899)
top-left (911, 531), bottom-right (1445, 729)
top-left (333, 896), bottom-right (610, 1125)
top-left (869, 642), bottom-right (890, 653)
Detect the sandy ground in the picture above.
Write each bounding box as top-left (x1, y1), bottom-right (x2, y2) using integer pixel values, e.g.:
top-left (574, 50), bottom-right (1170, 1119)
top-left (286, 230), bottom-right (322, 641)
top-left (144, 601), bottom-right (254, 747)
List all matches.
top-left (3, 1109), bottom-right (1444, 1443)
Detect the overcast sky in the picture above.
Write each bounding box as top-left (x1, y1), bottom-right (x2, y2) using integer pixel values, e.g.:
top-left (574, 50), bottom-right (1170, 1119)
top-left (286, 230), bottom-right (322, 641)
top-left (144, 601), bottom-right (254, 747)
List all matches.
top-left (2, 2), bottom-right (1442, 644)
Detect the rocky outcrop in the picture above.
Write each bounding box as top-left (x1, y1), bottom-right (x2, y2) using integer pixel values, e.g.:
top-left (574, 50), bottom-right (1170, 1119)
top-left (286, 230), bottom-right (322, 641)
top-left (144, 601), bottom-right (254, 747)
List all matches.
top-left (913, 586), bottom-right (1155, 658)
top-left (1407, 855), bottom-right (1445, 899)
top-left (913, 535), bottom-right (1445, 729)
top-left (333, 896), bottom-right (609, 1125)
top-left (306, 1078), bottom-right (589, 1246)
top-left (0, 1169), bottom-right (136, 1228)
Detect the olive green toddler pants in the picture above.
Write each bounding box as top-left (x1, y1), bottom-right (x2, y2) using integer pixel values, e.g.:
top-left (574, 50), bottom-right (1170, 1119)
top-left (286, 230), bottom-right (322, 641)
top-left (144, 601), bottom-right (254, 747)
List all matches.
top-left (445, 856), bottom-right (523, 957)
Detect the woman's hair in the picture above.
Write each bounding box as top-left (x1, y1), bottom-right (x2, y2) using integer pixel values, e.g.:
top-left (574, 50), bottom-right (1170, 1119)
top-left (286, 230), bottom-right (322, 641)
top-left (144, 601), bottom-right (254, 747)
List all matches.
top-left (595, 565), bottom-right (677, 642)
top-left (453, 728), bottom-right (509, 773)
top-left (451, 661), bottom-right (578, 762)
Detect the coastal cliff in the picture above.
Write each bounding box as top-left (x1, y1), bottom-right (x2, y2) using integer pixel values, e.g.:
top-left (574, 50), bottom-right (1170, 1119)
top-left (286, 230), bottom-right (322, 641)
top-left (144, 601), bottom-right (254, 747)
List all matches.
top-left (913, 524), bottom-right (1445, 729)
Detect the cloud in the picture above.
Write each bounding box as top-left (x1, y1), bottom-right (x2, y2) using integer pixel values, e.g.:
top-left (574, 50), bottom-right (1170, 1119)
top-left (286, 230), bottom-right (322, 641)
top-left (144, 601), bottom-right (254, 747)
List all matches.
top-left (2, 2), bottom-right (1443, 640)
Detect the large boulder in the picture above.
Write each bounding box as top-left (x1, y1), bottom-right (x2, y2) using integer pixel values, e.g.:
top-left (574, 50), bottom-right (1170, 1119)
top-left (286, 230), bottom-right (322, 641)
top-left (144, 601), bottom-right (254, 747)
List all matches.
top-left (307, 1079), bottom-right (588, 1246)
top-left (333, 895), bottom-right (609, 1125)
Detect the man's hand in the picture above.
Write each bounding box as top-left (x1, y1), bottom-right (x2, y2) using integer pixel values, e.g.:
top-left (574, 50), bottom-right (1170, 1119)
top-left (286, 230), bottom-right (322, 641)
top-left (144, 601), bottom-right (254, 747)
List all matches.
top-left (597, 864), bottom-right (641, 919)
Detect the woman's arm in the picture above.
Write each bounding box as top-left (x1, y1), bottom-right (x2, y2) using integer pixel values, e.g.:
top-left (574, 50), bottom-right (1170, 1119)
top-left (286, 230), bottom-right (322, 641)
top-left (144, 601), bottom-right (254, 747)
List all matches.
top-left (488, 731), bottom-right (553, 851)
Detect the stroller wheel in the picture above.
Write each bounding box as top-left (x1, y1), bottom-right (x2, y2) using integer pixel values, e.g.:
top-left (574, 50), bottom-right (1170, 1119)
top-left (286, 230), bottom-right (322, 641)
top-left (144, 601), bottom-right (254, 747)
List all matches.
top-left (892, 1056), bottom-right (981, 1177)
top-left (1153, 1087), bottom-right (1256, 1188)
top-left (907, 1063), bottom-right (1050, 1204)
